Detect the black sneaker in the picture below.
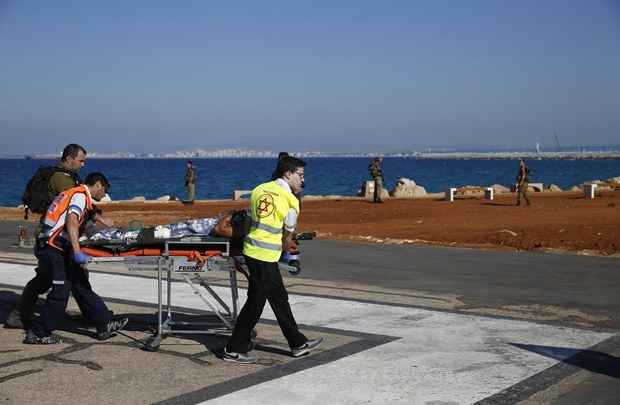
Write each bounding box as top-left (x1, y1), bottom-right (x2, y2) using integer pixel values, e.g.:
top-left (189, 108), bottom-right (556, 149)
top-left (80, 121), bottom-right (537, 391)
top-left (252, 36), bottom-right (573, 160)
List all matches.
top-left (23, 330), bottom-right (61, 345)
top-left (222, 348), bottom-right (257, 364)
top-left (291, 337), bottom-right (324, 357)
top-left (96, 317), bottom-right (129, 341)
top-left (5, 308), bottom-right (23, 329)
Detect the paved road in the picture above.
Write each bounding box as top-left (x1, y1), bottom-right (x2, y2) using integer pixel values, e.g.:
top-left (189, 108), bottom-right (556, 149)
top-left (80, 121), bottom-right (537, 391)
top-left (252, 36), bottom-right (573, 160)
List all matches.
top-left (301, 240), bottom-right (620, 328)
top-left (1, 261), bottom-right (618, 404)
top-left (2, 220), bottom-right (619, 403)
top-left (2, 220), bottom-right (619, 327)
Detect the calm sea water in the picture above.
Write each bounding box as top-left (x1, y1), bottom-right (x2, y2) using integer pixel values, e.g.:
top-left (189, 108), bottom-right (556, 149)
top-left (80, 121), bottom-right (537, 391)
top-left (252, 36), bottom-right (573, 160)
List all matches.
top-left (1, 158), bottom-right (619, 207)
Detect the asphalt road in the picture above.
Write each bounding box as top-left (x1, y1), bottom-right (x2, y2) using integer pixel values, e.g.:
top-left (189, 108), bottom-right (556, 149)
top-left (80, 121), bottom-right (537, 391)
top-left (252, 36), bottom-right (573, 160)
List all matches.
top-left (2, 219), bottom-right (619, 403)
top-left (301, 240), bottom-right (620, 325)
top-left (2, 220), bottom-right (619, 327)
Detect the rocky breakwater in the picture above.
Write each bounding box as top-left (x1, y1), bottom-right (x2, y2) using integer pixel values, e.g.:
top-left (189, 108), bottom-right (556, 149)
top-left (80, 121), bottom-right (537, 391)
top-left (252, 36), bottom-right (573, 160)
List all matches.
top-left (356, 174), bottom-right (620, 201)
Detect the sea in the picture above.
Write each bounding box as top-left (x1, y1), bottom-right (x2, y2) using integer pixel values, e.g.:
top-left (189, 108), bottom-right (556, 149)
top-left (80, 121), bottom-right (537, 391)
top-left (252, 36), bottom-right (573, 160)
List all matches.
top-left (1, 158), bottom-right (620, 207)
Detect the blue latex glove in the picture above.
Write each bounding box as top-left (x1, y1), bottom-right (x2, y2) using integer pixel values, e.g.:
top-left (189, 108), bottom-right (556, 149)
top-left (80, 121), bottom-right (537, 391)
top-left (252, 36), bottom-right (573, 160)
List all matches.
top-left (279, 251), bottom-right (291, 263)
top-left (73, 251), bottom-right (91, 265)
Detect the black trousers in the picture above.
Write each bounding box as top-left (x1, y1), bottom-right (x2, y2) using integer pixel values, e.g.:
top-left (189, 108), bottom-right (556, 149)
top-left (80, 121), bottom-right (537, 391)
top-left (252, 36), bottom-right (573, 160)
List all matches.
top-left (30, 247), bottom-right (112, 337)
top-left (18, 244), bottom-right (96, 329)
top-left (226, 255), bottom-right (307, 353)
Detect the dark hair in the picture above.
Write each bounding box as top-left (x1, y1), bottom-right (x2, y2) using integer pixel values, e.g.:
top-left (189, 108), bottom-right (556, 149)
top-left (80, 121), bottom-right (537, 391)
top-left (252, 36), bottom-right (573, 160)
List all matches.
top-left (187, 160), bottom-right (193, 165)
top-left (84, 172), bottom-right (110, 191)
top-left (61, 144), bottom-right (87, 161)
top-left (274, 156), bottom-right (305, 179)
top-left (271, 152), bottom-right (290, 180)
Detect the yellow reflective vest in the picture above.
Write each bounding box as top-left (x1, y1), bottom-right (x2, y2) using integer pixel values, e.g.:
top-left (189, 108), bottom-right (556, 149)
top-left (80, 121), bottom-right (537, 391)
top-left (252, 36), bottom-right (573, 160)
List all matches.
top-left (243, 181), bottom-right (300, 262)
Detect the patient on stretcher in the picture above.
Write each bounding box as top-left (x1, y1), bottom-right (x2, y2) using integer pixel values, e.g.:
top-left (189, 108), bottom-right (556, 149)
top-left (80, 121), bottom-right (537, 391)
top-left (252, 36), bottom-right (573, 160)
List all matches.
top-left (81, 210), bottom-right (250, 246)
top-left (81, 209), bottom-right (310, 274)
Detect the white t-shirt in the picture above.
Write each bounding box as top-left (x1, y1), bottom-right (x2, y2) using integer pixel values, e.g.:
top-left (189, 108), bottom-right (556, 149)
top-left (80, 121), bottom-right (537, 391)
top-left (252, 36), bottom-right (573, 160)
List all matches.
top-left (275, 178), bottom-right (298, 232)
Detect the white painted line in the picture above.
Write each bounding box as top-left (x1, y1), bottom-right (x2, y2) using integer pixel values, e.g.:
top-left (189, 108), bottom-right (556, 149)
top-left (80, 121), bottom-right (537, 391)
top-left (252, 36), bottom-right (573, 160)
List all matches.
top-left (1, 262), bottom-right (612, 404)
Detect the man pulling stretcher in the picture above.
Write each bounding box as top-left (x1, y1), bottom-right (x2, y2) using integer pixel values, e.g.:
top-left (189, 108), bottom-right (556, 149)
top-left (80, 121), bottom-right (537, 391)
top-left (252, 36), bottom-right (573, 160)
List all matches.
top-left (223, 155), bottom-right (323, 364)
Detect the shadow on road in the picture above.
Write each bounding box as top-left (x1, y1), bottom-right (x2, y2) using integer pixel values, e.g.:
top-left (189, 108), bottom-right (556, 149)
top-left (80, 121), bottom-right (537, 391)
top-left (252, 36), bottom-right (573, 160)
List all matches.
top-left (511, 342), bottom-right (620, 378)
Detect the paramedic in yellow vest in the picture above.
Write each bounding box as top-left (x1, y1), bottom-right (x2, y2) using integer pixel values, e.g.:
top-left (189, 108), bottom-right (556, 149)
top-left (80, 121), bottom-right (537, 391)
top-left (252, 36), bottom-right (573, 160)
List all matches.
top-left (223, 156), bottom-right (323, 364)
top-left (24, 173), bottom-right (128, 344)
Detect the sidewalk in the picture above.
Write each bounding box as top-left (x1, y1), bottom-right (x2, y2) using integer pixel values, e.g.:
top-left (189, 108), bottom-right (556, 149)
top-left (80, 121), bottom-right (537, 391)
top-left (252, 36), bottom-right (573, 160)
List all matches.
top-left (1, 258), bottom-right (614, 404)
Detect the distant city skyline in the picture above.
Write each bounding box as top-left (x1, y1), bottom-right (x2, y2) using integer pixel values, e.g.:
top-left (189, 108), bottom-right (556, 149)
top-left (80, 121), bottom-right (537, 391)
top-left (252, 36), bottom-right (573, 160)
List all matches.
top-left (4, 142), bottom-right (619, 160)
top-left (1, 1), bottom-right (619, 155)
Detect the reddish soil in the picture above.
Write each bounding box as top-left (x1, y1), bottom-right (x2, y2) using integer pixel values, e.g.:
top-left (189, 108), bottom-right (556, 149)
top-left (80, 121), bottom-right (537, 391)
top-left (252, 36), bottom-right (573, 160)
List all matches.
top-left (2, 191), bottom-right (619, 255)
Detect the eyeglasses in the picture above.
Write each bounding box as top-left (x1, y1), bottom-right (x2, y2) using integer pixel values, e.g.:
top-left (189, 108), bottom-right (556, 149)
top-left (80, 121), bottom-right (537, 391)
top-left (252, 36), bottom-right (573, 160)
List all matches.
top-left (294, 171), bottom-right (305, 178)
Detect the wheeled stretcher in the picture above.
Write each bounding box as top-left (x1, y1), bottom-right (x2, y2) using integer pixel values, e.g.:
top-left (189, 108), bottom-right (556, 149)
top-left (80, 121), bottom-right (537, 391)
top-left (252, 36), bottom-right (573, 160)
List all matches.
top-left (81, 237), bottom-right (298, 351)
top-left (82, 238), bottom-right (243, 351)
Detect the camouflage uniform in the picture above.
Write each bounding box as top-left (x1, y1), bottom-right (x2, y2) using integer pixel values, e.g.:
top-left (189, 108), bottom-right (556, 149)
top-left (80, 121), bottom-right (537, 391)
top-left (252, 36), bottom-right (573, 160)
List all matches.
top-left (516, 160), bottom-right (531, 206)
top-left (185, 163), bottom-right (197, 202)
top-left (368, 158), bottom-right (384, 203)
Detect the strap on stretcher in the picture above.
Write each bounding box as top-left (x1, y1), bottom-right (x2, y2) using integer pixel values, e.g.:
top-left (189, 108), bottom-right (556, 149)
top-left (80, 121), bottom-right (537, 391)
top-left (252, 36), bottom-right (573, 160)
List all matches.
top-left (82, 246), bottom-right (221, 266)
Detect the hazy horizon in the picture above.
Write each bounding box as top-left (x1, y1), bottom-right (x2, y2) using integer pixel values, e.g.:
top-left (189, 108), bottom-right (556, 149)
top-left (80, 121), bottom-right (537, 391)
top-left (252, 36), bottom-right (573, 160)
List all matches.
top-left (2, 1), bottom-right (619, 155)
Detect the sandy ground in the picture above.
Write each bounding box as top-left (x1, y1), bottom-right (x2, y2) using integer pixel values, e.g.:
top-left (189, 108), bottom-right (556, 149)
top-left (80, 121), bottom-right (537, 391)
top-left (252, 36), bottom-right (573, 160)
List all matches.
top-left (1, 191), bottom-right (619, 256)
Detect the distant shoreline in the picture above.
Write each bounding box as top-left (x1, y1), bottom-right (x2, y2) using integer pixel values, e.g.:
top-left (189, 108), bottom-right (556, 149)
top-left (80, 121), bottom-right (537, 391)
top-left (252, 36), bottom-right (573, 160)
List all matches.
top-left (2, 151), bottom-right (620, 160)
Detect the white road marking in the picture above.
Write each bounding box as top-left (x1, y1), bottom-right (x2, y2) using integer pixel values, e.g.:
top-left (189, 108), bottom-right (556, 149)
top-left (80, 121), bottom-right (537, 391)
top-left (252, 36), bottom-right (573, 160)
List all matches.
top-left (1, 262), bottom-right (611, 405)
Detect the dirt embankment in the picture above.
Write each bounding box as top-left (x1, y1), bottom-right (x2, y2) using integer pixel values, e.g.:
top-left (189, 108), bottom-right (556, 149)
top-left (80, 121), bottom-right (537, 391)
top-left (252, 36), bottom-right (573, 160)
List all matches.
top-left (1, 191), bottom-right (618, 255)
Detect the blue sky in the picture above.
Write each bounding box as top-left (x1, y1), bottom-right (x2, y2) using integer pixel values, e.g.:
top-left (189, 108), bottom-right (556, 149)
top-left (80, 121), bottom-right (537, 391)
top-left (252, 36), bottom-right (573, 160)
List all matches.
top-left (1, 0), bottom-right (619, 154)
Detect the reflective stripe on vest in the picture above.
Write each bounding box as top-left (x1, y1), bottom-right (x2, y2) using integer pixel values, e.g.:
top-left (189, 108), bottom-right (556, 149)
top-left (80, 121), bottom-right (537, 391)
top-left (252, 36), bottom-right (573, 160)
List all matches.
top-left (41, 185), bottom-right (93, 251)
top-left (244, 236), bottom-right (282, 251)
top-left (243, 180), bottom-right (299, 262)
top-left (250, 221), bottom-right (281, 234)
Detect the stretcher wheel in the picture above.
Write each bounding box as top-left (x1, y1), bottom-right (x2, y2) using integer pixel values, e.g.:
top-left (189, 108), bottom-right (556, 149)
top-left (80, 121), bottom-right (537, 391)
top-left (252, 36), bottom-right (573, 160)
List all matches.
top-left (288, 260), bottom-right (301, 275)
top-left (144, 335), bottom-right (161, 352)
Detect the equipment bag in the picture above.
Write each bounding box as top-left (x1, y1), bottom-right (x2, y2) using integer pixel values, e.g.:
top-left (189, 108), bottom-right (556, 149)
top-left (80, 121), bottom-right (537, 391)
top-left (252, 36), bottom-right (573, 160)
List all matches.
top-left (22, 166), bottom-right (80, 215)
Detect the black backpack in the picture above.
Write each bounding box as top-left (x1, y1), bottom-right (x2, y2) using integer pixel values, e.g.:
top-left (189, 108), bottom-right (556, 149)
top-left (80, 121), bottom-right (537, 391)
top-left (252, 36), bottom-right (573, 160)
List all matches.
top-left (22, 166), bottom-right (80, 215)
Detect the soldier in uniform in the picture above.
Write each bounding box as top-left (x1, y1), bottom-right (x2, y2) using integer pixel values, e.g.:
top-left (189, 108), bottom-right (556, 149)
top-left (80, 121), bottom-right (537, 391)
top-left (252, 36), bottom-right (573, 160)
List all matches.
top-left (516, 159), bottom-right (531, 206)
top-left (368, 157), bottom-right (385, 203)
top-left (184, 160), bottom-right (197, 203)
top-left (7, 144), bottom-right (112, 329)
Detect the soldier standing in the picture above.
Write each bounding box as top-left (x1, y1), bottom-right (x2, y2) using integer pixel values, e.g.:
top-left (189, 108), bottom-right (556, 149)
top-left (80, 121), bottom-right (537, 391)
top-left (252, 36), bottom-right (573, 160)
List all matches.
top-left (184, 160), bottom-right (197, 203)
top-left (368, 157), bottom-right (385, 203)
top-left (516, 159), bottom-right (531, 206)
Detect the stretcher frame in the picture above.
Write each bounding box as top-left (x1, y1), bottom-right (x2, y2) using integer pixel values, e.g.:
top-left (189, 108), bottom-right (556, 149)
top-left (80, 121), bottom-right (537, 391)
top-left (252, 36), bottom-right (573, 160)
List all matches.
top-left (88, 239), bottom-right (241, 352)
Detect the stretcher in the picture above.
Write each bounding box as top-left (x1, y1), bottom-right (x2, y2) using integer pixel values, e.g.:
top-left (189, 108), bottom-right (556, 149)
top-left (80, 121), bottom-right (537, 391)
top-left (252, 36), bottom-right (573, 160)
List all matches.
top-left (82, 238), bottom-right (242, 351)
top-left (81, 237), bottom-right (298, 352)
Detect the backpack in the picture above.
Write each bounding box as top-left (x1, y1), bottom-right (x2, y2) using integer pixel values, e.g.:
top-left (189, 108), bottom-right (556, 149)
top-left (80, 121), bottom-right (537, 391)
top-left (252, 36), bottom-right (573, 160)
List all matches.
top-left (22, 166), bottom-right (80, 215)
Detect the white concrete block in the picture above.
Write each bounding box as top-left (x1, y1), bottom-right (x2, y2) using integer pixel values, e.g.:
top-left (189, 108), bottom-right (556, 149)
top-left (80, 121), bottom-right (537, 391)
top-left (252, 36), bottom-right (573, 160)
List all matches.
top-left (584, 183), bottom-right (597, 199)
top-left (445, 188), bottom-right (457, 202)
top-left (485, 187), bottom-right (494, 200)
top-left (364, 180), bottom-right (375, 200)
top-left (233, 190), bottom-right (251, 200)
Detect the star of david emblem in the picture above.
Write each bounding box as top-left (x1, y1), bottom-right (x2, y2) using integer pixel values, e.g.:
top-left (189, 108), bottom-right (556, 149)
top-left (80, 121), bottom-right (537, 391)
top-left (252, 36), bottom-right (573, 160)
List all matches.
top-left (256, 194), bottom-right (275, 218)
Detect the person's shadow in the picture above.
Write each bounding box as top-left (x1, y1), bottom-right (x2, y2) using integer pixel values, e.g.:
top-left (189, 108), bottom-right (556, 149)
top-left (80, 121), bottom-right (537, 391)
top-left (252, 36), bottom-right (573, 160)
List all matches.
top-left (511, 342), bottom-right (620, 378)
top-left (0, 290), bottom-right (23, 324)
top-left (483, 202), bottom-right (516, 207)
